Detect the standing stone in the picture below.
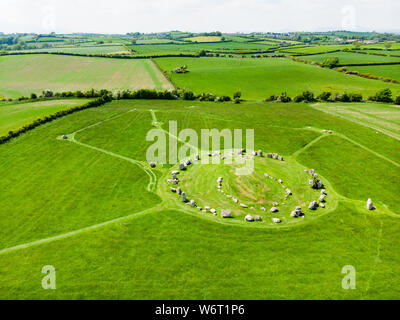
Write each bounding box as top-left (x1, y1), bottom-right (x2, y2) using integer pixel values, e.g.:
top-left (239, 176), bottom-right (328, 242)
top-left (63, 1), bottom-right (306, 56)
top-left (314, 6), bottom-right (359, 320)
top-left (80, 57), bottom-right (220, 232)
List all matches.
top-left (221, 210), bottom-right (231, 218)
top-left (290, 211), bottom-right (298, 218)
top-left (170, 188), bottom-right (177, 193)
top-left (172, 171), bottom-right (180, 175)
top-left (309, 169), bottom-right (315, 176)
top-left (273, 153), bottom-right (278, 159)
top-left (181, 192), bottom-right (187, 203)
top-left (179, 163), bottom-right (185, 170)
top-left (257, 150), bottom-right (263, 157)
top-left (252, 151), bottom-right (257, 156)
top-left (320, 203), bottom-right (325, 208)
top-left (278, 156), bottom-right (284, 161)
top-left (245, 215), bottom-right (254, 222)
top-left (172, 173), bottom-right (178, 180)
top-left (255, 215), bottom-right (262, 221)
top-left (240, 203), bottom-right (248, 208)
top-left (286, 189), bottom-right (292, 195)
top-left (150, 162), bottom-right (156, 168)
top-left (272, 218), bottom-right (282, 223)
top-left (270, 207), bottom-right (279, 213)
top-left (195, 155), bottom-right (200, 161)
top-left (319, 195), bottom-right (326, 202)
top-left (321, 189), bottom-right (326, 195)
top-left (204, 206), bottom-right (211, 211)
top-left (267, 153), bottom-right (273, 158)
top-left (210, 208), bottom-right (216, 215)
top-left (190, 200), bottom-right (196, 207)
top-left (367, 199), bottom-right (374, 210)
top-left (233, 198), bottom-right (238, 203)
top-left (261, 207), bottom-right (266, 211)
top-left (308, 201), bottom-right (318, 210)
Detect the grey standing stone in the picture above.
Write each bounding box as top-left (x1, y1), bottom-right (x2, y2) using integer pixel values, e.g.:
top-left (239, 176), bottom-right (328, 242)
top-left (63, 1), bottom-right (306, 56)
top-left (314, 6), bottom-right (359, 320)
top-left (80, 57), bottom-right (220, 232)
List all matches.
top-left (240, 203), bottom-right (248, 208)
top-left (272, 218), bottom-right (282, 223)
top-left (367, 198), bottom-right (374, 210)
top-left (245, 215), bottom-right (254, 222)
top-left (150, 162), bottom-right (156, 168)
top-left (270, 207), bottom-right (279, 213)
top-left (255, 215), bottom-right (262, 221)
top-left (221, 209), bottom-right (231, 218)
top-left (267, 153), bottom-right (273, 158)
top-left (190, 200), bottom-right (196, 207)
top-left (181, 192), bottom-right (187, 203)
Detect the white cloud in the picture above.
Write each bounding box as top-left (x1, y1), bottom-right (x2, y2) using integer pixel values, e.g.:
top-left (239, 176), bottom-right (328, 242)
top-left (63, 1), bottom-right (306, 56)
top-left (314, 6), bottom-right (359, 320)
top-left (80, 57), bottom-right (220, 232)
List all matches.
top-left (0, 0), bottom-right (398, 34)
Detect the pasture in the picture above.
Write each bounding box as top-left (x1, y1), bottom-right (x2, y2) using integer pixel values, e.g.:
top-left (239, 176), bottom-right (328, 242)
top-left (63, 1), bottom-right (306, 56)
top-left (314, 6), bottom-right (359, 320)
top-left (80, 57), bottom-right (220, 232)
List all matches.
top-left (0, 54), bottom-right (173, 98)
top-left (301, 51), bottom-right (400, 65)
top-left (0, 99), bottom-right (399, 299)
top-left (0, 99), bottom-right (90, 136)
top-left (155, 57), bottom-right (400, 99)
top-left (346, 65), bottom-right (400, 81)
top-left (10, 45), bottom-right (129, 55)
top-left (184, 36), bottom-right (222, 42)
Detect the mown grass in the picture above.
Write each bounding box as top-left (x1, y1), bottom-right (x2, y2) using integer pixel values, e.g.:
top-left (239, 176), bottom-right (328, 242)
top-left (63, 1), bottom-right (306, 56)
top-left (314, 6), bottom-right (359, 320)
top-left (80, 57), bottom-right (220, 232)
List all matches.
top-left (0, 99), bottom-right (90, 136)
top-left (10, 45), bottom-right (128, 55)
top-left (280, 44), bottom-right (353, 54)
top-left (0, 55), bottom-right (173, 98)
top-left (155, 57), bottom-right (400, 99)
top-left (0, 99), bottom-right (399, 299)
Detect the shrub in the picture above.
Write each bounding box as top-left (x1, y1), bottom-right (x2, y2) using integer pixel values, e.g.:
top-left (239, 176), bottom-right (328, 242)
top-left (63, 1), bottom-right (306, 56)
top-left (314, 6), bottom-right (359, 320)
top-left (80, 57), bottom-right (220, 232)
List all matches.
top-left (277, 92), bottom-right (291, 102)
top-left (317, 92), bottom-right (332, 101)
top-left (375, 89), bottom-right (393, 103)
top-left (334, 93), bottom-right (350, 102)
top-left (234, 98), bottom-right (241, 104)
top-left (293, 95), bottom-right (304, 103)
top-left (233, 91), bottom-right (242, 99)
top-left (395, 96), bottom-right (400, 105)
top-left (30, 93), bottom-right (37, 100)
top-left (183, 91), bottom-right (196, 100)
top-left (264, 95), bottom-right (277, 102)
top-left (349, 93), bottom-right (363, 102)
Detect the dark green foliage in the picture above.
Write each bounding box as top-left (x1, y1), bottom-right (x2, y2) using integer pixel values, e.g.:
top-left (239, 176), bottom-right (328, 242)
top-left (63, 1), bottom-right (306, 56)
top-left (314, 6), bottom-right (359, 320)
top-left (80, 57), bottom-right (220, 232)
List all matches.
top-left (395, 96), bottom-right (400, 105)
top-left (375, 88), bottom-right (393, 103)
top-left (317, 92), bottom-right (332, 101)
top-left (349, 93), bottom-right (363, 102)
top-left (233, 91), bottom-right (242, 99)
top-left (277, 92), bottom-right (291, 102)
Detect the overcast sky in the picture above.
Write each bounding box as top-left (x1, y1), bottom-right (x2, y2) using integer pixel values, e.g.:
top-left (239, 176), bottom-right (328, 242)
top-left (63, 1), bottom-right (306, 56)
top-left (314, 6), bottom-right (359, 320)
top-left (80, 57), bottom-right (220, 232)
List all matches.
top-left (1, 0), bottom-right (399, 34)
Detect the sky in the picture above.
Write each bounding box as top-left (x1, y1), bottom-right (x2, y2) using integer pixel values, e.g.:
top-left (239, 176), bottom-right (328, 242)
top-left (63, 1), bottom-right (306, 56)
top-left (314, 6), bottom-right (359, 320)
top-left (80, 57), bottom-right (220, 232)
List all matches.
top-left (0, 0), bottom-right (399, 34)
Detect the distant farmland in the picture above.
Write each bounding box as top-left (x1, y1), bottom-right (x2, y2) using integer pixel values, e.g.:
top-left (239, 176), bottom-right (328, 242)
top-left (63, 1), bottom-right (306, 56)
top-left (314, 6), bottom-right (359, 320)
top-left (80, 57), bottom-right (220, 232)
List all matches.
top-left (155, 57), bottom-right (400, 100)
top-left (0, 54), bottom-right (173, 98)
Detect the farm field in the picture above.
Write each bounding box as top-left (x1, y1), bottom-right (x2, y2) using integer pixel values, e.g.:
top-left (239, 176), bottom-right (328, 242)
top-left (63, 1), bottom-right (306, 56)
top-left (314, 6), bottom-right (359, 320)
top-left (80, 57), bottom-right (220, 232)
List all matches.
top-left (0, 99), bottom-right (90, 136)
top-left (279, 44), bottom-right (353, 54)
top-left (301, 51), bottom-right (400, 65)
top-left (184, 36), bottom-right (222, 42)
top-left (312, 102), bottom-right (400, 141)
top-left (0, 99), bottom-right (399, 299)
top-left (129, 41), bottom-right (277, 56)
top-left (0, 54), bottom-right (173, 98)
top-left (346, 65), bottom-right (400, 81)
top-left (155, 57), bottom-right (400, 99)
top-left (10, 45), bottom-right (129, 55)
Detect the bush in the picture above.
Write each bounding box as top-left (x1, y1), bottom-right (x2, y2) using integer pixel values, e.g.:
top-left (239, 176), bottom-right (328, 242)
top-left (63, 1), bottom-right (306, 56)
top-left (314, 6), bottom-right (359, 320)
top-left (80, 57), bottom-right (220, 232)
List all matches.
top-left (264, 95), bottom-right (277, 102)
top-left (183, 91), bottom-right (196, 100)
top-left (375, 88), bottom-right (393, 103)
top-left (277, 92), bottom-right (291, 102)
top-left (349, 93), bottom-right (363, 102)
top-left (234, 98), bottom-right (241, 104)
top-left (233, 91), bottom-right (242, 99)
top-left (395, 96), bottom-right (400, 105)
top-left (294, 91), bottom-right (315, 103)
top-left (317, 92), bottom-right (332, 101)
top-left (30, 93), bottom-right (37, 100)
top-left (334, 93), bottom-right (350, 102)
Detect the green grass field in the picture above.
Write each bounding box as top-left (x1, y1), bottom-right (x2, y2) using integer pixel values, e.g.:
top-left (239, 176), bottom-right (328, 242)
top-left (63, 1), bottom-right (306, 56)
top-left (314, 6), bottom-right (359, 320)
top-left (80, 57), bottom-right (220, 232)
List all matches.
top-left (10, 45), bottom-right (129, 55)
top-left (0, 99), bottom-right (399, 299)
top-left (301, 51), bottom-right (400, 65)
top-left (0, 99), bottom-right (90, 136)
top-left (0, 55), bottom-right (173, 98)
top-left (280, 44), bottom-right (353, 54)
top-left (155, 57), bottom-right (400, 99)
top-left (346, 65), bottom-right (400, 81)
